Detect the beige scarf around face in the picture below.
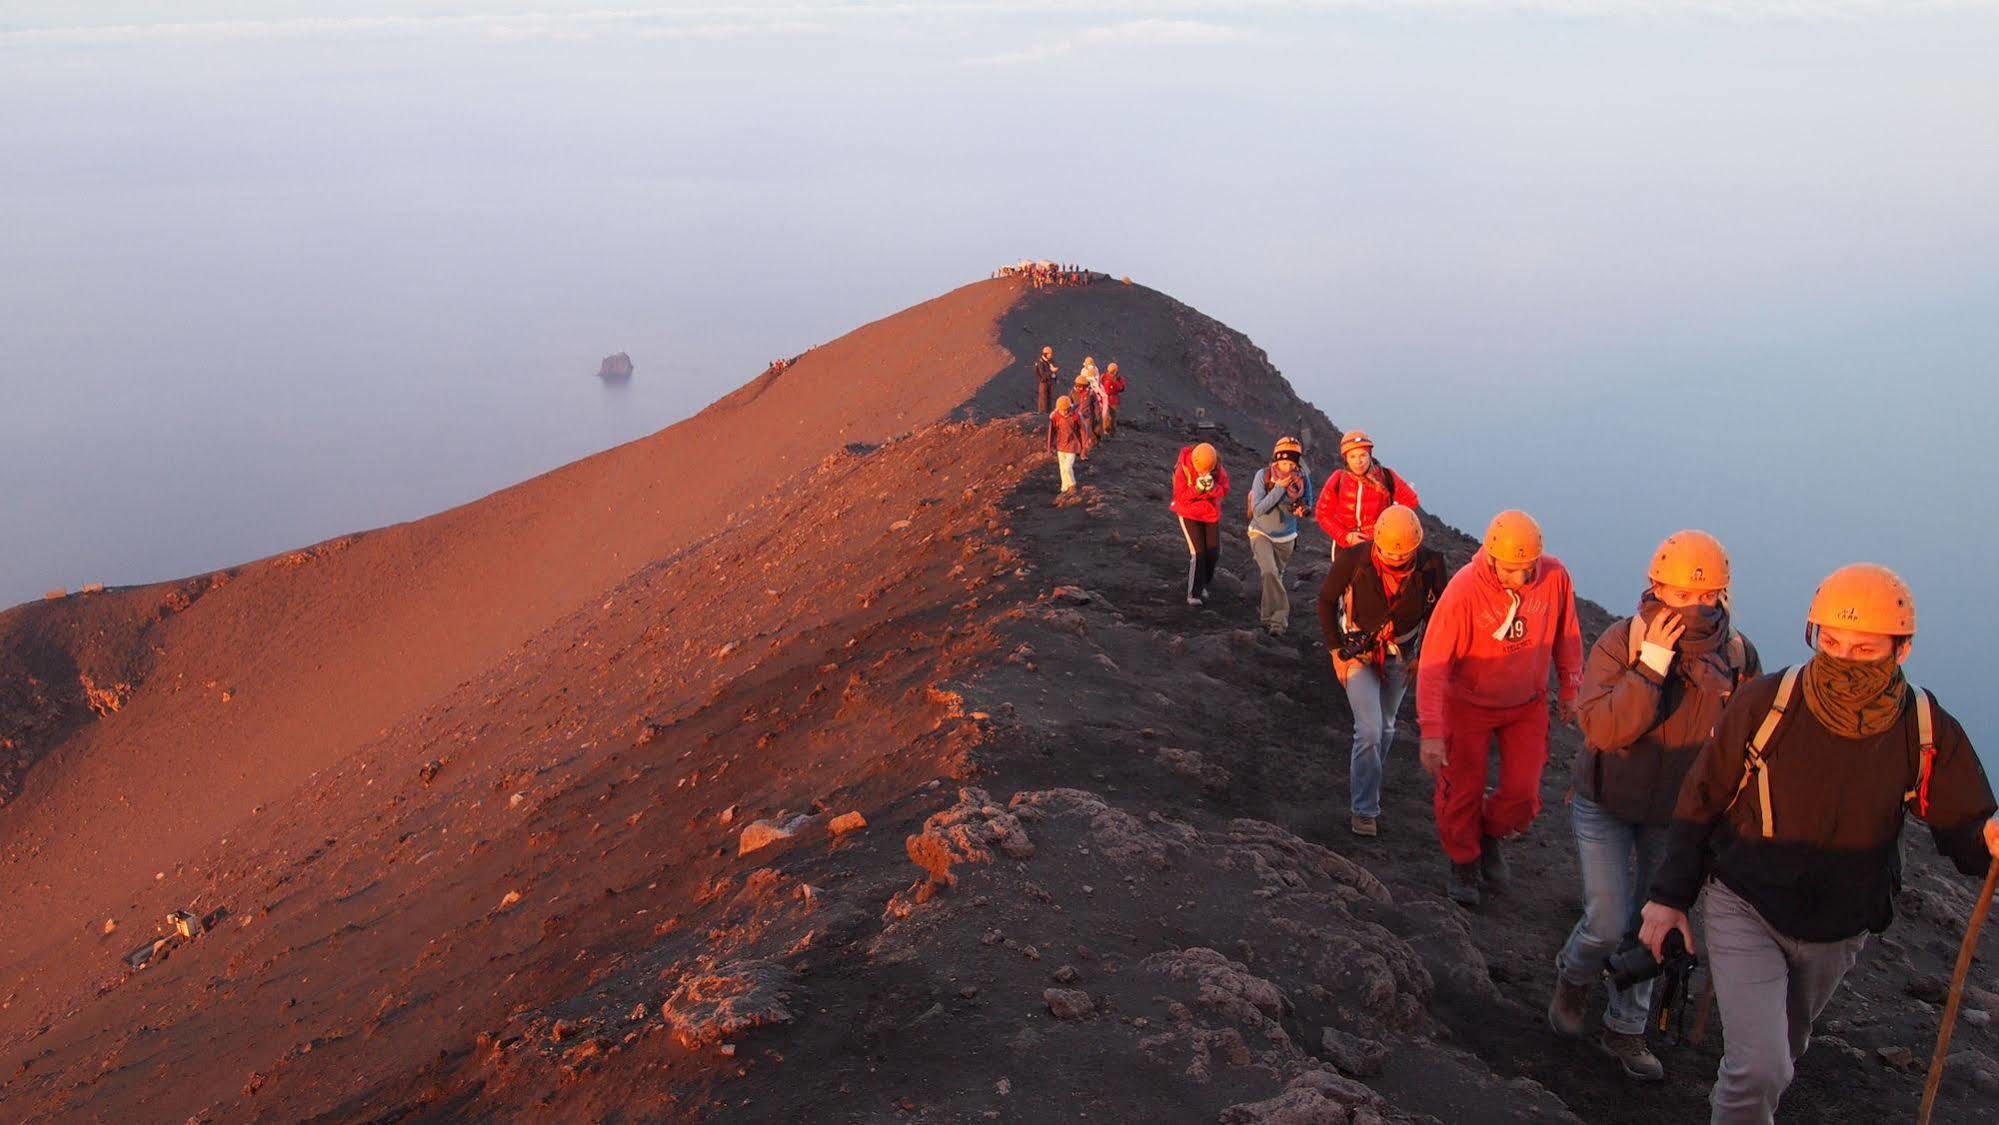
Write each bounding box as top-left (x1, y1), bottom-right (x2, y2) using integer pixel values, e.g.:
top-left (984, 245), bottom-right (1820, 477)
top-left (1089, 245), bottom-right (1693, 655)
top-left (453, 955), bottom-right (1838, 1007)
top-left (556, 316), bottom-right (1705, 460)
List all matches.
top-left (1800, 651), bottom-right (1906, 739)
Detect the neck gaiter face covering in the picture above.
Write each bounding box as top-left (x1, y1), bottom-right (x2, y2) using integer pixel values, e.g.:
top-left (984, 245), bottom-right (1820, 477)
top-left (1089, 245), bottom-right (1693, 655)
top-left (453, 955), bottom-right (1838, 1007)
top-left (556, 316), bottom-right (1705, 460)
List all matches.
top-left (1801, 650), bottom-right (1906, 739)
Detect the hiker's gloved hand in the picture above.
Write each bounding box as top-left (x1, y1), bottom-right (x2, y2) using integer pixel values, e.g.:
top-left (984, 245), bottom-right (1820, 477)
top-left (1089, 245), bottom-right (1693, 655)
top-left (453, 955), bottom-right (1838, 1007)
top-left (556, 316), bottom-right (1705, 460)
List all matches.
top-left (1419, 738), bottom-right (1448, 776)
top-left (1639, 901), bottom-right (1696, 963)
top-left (1985, 816), bottom-right (1999, 859)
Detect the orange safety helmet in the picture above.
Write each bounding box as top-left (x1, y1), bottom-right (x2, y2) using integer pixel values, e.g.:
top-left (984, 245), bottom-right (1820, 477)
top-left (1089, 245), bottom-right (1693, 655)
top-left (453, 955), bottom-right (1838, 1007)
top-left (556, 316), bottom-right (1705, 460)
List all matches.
top-left (1106, 362), bottom-right (1119, 373)
top-left (1055, 394), bottom-right (1072, 411)
top-left (1191, 443), bottom-right (1219, 473)
top-left (1041, 345), bottom-right (1053, 356)
top-left (1806, 563), bottom-right (1916, 639)
top-left (1484, 509), bottom-right (1544, 565)
top-left (1339, 430), bottom-right (1375, 457)
top-left (1373, 505), bottom-right (1423, 557)
top-left (1272, 436), bottom-right (1303, 459)
top-left (1648, 530), bottom-right (1730, 592)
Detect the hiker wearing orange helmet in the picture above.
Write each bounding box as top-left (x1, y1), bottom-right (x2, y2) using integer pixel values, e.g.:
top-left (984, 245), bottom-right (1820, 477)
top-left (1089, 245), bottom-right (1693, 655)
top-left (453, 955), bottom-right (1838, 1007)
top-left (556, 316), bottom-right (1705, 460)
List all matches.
top-left (1100, 362), bottom-right (1127, 436)
top-left (1317, 504), bottom-right (1447, 837)
top-left (1046, 393), bottom-right (1092, 495)
top-left (1416, 509), bottom-right (1583, 906)
top-left (1033, 346), bottom-right (1060, 414)
top-left (1070, 374), bottom-right (1099, 446)
top-left (1549, 531), bottom-right (1762, 1083)
top-left (1313, 430), bottom-right (1420, 557)
top-left (1170, 442), bottom-right (1230, 606)
top-left (1640, 564), bottom-right (1998, 1124)
top-left (1246, 437), bottom-right (1317, 634)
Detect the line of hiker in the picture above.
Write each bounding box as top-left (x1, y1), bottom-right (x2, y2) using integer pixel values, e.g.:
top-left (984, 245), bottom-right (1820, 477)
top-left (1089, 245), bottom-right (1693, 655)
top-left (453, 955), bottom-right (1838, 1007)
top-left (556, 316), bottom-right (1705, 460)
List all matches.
top-left (1041, 347), bottom-right (1126, 497)
top-left (1034, 400), bottom-right (1998, 1121)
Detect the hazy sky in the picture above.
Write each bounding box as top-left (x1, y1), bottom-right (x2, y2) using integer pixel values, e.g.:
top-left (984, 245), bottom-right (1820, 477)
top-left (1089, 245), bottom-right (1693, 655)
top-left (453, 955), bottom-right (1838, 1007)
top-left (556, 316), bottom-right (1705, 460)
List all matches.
top-left (4, 2), bottom-right (1997, 746)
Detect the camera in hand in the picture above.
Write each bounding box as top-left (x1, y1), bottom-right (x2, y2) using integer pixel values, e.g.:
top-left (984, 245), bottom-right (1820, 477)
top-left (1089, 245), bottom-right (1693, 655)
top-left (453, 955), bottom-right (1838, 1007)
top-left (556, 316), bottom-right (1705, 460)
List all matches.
top-left (1604, 929), bottom-right (1696, 991)
top-left (1336, 631), bottom-right (1377, 661)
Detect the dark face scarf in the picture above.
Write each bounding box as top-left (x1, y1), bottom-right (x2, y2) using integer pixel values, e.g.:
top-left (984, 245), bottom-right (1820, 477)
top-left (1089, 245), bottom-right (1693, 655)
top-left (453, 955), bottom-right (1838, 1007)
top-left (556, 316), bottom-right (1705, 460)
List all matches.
top-left (1637, 591), bottom-right (1733, 695)
top-left (1802, 650), bottom-right (1906, 740)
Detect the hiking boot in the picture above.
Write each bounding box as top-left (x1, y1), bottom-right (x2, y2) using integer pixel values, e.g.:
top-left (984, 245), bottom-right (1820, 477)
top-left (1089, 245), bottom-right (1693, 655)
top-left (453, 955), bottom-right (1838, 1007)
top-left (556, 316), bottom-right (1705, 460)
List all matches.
top-left (1447, 861), bottom-right (1481, 906)
top-left (1350, 815), bottom-right (1378, 838)
top-left (1600, 1030), bottom-right (1665, 1082)
top-left (1478, 835), bottom-right (1511, 892)
top-left (1547, 977), bottom-right (1589, 1038)
top-left (1186, 595), bottom-right (1204, 606)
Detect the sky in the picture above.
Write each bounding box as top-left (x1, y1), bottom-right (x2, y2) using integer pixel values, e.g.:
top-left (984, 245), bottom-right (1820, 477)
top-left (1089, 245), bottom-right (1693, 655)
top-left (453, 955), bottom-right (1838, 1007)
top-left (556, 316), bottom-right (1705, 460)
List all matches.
top-left (3, 1), bottom-right (1997, 752)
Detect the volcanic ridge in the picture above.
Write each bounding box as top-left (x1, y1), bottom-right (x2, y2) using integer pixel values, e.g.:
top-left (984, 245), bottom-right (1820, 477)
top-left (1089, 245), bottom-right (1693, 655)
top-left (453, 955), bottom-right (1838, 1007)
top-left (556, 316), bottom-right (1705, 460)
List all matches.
top-left (3, 278), bottom-right (1994, 1123)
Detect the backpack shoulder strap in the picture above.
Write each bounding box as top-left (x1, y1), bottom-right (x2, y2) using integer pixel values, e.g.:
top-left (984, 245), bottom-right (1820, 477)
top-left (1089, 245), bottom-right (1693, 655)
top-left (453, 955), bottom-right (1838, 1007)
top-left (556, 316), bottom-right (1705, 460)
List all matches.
top-left (1625, 616), bottom-right (1644, 665)
top-left (1904, 682), bottom-right (1938, 820)
top-left (1726, 629), bottom-right (1748, 686)
top-left (1725, 664), bottom-right (1801, 839)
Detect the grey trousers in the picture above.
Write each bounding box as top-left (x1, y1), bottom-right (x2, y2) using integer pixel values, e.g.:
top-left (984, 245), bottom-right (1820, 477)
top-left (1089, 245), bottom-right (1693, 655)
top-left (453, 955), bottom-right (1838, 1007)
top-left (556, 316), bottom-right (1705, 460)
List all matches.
top-left (1249, 534), bottom-right (1296, 630)
top-left (1704, 880), bottom-right (1867, 1125)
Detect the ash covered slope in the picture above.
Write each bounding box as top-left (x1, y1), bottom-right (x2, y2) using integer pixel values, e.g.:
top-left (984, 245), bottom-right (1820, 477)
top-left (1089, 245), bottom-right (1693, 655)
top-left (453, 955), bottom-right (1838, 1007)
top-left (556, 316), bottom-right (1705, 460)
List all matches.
top-left (0, 279), bottom-right (1017, 966)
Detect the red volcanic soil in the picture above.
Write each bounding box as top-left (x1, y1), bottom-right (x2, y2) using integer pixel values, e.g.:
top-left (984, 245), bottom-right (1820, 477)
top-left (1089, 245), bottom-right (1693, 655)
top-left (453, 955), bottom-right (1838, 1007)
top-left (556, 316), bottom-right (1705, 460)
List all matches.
top-left (3, 278), bottom-right (1994, 1122)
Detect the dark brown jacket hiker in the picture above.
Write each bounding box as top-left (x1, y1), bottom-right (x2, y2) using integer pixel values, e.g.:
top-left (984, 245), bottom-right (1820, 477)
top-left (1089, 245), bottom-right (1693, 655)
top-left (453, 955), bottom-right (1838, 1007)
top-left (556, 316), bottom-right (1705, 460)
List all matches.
top-left (1572, 612), bottom-right (1760, 825)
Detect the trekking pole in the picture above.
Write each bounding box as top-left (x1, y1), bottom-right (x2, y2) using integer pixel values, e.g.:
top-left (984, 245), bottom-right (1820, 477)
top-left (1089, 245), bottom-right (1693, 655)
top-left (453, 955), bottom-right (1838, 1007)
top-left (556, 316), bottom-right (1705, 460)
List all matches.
top-left (1917, 854), bottom-right (1999, 1125)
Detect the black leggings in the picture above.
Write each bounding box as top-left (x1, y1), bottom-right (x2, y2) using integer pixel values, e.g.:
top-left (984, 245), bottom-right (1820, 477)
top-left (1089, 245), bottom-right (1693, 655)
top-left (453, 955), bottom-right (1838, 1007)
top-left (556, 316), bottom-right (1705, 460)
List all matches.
top-left (1179, 516), bottom-right (1222, 599)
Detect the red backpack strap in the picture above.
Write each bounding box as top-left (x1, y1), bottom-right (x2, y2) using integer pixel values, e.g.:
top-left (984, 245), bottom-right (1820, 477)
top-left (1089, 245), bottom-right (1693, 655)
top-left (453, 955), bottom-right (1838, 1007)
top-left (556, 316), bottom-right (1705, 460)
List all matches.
top-left (1904, 682), bottom-right (1937, 820)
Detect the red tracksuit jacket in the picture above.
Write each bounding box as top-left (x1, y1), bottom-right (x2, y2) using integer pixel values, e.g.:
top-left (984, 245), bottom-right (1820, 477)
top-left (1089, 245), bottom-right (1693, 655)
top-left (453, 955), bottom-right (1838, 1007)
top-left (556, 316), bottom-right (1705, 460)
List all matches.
top-left (1416, 549), bottom-right (1583, 740)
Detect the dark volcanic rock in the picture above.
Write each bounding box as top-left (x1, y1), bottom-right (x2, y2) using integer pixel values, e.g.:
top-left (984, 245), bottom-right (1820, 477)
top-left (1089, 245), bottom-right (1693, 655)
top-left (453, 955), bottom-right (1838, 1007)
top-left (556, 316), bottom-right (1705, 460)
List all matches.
top-left (596, 351), bottom-right (634, 381)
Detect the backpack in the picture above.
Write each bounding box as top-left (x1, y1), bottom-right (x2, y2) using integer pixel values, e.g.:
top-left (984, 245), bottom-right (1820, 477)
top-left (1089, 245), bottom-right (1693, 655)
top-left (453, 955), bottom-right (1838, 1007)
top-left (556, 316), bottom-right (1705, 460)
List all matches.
top-left (1723, 667), bottom-right (1938, 839)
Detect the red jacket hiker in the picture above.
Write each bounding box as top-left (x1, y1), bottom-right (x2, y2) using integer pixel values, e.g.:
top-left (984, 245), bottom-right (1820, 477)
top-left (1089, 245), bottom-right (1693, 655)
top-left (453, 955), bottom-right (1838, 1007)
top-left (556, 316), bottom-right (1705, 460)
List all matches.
top-left (1047, 405), bottom-right (1093, 456)
top-left (1170, 445), bottom-right (1230, 523)
top-left (1315, 465), bottom-right (1420, 546)
top-left (1417, 548), bottom-right (1584, 736)
top-left (1101, 365), bottom-right (1126, 407)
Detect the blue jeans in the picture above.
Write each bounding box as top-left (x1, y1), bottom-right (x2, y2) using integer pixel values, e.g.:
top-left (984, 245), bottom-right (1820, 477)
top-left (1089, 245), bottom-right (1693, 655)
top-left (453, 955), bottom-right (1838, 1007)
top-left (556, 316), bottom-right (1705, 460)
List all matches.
top-left (1555, 793), bottom-right (1668, 1035)
top-left (1344, 658), bottom-right (1408, 818)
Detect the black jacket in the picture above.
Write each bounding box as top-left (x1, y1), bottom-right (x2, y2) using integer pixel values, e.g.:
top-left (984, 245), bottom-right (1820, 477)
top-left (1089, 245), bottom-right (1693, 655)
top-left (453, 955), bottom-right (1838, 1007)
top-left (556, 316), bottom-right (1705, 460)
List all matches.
top-left (1316, 545), bottom-right (1447, 651)
top-left (1649, 672), bottom-right (1996, 942)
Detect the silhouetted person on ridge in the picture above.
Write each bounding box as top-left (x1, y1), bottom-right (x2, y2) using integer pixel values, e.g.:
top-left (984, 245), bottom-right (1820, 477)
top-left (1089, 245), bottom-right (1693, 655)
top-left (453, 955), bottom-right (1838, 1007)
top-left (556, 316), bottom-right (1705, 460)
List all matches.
top-left (1317, 504), bottom-right (1445, 839)
top-left (1417, 509), bottom-right (1582, 907)
top-left (1170, 442), bottom-right (1229, 607)
top-left (1550, 530), bottom-right (1760, 1084)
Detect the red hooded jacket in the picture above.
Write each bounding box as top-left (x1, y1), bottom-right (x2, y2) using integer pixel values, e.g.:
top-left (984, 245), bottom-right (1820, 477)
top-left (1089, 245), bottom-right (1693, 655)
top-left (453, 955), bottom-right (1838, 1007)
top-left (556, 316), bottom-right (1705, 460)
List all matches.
top-left (1169, 446), bottom-right (1231, 523)
top-left (1101, 368), bottom-right (1127, 407)
top-left (1416, 549), bottom-right (1584, 740)
top-left (1314, 464), bottom-right (1420, 545)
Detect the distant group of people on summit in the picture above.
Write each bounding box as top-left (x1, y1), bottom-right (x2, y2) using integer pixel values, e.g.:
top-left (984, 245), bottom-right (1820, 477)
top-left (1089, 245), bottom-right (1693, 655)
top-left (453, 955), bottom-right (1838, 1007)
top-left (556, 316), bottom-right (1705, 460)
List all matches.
top-left (996, 260), bottom-right (1094, 289)
top-left (1027, 342), bottom-right (1999, 1124)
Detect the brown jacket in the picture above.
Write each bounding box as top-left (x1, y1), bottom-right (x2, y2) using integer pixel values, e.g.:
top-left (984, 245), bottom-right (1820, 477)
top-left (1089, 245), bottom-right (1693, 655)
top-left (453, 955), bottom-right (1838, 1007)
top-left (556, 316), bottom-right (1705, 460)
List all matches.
top-left (1571, 616), bottom-right (1760, 825)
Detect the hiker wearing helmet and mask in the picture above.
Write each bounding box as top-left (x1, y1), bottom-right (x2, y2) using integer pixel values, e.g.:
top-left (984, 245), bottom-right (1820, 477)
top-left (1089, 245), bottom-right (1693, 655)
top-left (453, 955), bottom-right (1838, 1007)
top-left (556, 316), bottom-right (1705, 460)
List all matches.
top-left (1417, 509), bottom-right (1583, 906)
top-left (1317, 505), bottom-right (1447, 837)
top-left (1640, 564), bottom-right (1999, 1125)
top-left (1550, 532), bottom-right (1762, 1083)
top-left (1170, 442), bottom-right (1230, 606)
top-left (1246, 437), bottom-right (1317, 634)
top-left (1314, 430), bottom-right (1420, 559)
top-left (1034, 346), bottom-right (1059, 414)
top-left (1046, 394), bottom-right (1092, 495)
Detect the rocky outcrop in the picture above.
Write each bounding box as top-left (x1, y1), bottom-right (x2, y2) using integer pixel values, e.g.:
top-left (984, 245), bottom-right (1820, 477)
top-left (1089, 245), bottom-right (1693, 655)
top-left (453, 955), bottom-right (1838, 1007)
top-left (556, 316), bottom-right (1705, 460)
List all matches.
top-left (596, 352), bottom-right (634, 381)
